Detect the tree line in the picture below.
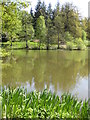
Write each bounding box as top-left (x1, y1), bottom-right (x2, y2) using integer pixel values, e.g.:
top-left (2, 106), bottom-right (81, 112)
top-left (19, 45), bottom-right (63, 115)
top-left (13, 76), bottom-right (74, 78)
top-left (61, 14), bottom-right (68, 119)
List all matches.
top-left (1, 0), bottom-right (90, 49)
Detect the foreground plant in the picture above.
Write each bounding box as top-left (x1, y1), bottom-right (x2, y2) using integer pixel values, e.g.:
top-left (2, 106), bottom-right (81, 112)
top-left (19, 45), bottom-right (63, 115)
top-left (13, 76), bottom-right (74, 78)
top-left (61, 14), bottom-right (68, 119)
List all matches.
top-left (0, 87), bottom-right (89, 119)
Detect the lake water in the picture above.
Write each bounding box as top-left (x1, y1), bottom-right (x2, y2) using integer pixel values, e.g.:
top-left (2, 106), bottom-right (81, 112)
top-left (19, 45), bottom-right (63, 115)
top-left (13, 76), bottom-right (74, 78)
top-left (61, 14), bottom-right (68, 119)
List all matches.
top-left (2, 50), bottom-right (89, 100)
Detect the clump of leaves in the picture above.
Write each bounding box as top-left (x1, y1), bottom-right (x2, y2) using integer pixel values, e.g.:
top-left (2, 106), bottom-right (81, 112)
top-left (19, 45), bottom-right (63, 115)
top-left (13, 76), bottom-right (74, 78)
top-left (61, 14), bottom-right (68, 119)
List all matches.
top-left (1, 49), bottom-right (10, 58)
top-left (66, 42), bottom-right (74, 50)
top-left (75, 38), bottom-right (86, 50)
top-left (0, 87), bottom-right (89, 119)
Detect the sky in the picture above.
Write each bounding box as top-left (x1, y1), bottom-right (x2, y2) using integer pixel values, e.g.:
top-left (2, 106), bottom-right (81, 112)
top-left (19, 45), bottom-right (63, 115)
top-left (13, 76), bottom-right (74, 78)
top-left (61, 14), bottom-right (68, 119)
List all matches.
top-left (25, 0), bottom-right (90, 18)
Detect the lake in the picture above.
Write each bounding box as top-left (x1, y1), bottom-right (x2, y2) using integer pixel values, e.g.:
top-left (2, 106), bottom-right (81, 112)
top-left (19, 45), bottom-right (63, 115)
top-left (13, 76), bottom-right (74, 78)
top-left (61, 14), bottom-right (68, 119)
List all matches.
top-left (2, 49), bottom-right (89, 100)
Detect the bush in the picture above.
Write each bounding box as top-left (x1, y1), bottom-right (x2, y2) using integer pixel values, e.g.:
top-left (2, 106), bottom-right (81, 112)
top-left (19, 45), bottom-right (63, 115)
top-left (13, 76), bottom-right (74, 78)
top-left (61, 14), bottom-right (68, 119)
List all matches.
top-left (66, 42), bottom-right (74, 50)
top-left (82, 30), bottom-right (87, 41)
top-left (64, 32), bottom-right (74, 42)
top-left (88, 40), bottom-right (90, 47)
top-left (84, 40), bottom-right (90, 47)
top-left (75, 38), bottom-right (86, 50)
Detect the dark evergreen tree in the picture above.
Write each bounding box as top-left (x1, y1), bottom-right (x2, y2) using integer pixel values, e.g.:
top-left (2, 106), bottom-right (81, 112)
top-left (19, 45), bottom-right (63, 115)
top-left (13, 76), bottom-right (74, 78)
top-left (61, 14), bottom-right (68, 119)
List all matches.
top-left (61, 3), bottom-right (82, 38)
top-left (20, 11), bottom-right (34, 48)
top-left (54, 2), bottom-right (64, 48)
top-left (46, 17), bottom-right (55, 49)
top-left (33, 0), bottom-right (42, 36)
top-left (47, 3), bottom-right (53, 20)
top-left (30, 8), bottom-right (34, 18)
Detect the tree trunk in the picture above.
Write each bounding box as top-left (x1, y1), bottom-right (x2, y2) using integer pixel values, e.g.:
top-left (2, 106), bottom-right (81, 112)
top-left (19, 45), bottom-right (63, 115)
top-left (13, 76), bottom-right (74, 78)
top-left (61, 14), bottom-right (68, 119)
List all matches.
top-left (47, 45), bottom-right (49, 50)
top-left (39, 40), bottom-right (41, 50)
top-left (57, 32), bottom-right (59, 49)
top-left (26, 40), bottom-right (28, 49)
top-left (1, 42), bottom-right (3, 47)
top-left (11, 37), bottom-right (12, 47)
top-left (47, 39), bottom-right (49, 50)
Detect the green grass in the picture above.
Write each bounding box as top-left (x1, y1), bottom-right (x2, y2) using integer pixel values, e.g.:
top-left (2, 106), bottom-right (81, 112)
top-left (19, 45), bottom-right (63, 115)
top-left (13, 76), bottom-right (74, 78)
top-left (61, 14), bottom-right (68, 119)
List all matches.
top-left (2, 40), bottom-right (89, 50)
top-left (0, 87), bottom-right (89, 119)
top-left (2, 41), bottom-right (45, 50)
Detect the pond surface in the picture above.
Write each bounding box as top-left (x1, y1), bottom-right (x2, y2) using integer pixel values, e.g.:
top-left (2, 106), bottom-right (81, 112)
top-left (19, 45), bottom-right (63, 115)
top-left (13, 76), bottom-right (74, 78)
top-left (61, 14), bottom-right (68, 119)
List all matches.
top-left (2, 50), bottom-right (89, 100)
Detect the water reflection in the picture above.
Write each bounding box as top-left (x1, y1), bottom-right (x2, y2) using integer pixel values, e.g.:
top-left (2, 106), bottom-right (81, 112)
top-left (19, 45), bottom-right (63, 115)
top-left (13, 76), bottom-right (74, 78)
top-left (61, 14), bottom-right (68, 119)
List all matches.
top-left (2, 50), bottom-right (88, 100)
top-left (16, 76), bottom-right (88, 100)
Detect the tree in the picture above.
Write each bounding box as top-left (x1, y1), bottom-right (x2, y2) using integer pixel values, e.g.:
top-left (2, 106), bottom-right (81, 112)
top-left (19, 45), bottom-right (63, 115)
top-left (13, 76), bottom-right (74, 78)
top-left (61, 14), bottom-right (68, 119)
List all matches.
top-left (47, 3), bottom-right (53, 20)
top-left (82, 30), bottom-right (87, 41)
top-left (41, 1), bottom-right (47, 18)
top-left (33, 0), bottom-right (42, 32)
top-left (64, 31), bottom-right (74, 42)
top-left (20, 11), bottom-right (34, 48)
top-left (46, 17), bottom-right (55, 50)
top-left (61, 3), bottom-right (82, 39)
top-left (54, 2), bottom-right (64, 48)
top-left (87, 18), bottom-right (90, 40)
top-left (81, 18), bottom-right (88, 40)
top-left (30, 8), bottom-right (34, 18)
top-left (0, 3), bottom-right (2, 42)
top-left (81, 17), bottom-right (88, 31)
top-left (1, 0), bottom-right (31, 46)
top-left (2, 1), bottom-right (22, 46)
top-left (35, 0), bottom-right (42, 18)
top-left (36, 15), bottom-right (47, 49)
top-left (34, 0), bottom-right (47, 36)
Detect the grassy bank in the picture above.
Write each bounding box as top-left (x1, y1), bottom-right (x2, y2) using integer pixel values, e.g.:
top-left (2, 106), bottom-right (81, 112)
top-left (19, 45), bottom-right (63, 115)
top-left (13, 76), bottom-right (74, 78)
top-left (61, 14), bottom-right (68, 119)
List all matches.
top-left (1, 40), bottom-right (90, 50)
top-left (0, 87), bottom-right (89, 119)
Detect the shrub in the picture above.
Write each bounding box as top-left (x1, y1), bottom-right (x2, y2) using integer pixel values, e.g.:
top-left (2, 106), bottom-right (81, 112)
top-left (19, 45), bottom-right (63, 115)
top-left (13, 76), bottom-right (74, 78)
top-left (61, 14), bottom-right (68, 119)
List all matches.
top-left (75, 38), bottom-right (86, 50)
top-left (64, 32), bottom-right (74, 42)
top-left (84, 40), bottom-right (90, 47)
top-left (66, 42), bottom-right (74, 50)
top-left (82, 30), bottom-right (87, 41)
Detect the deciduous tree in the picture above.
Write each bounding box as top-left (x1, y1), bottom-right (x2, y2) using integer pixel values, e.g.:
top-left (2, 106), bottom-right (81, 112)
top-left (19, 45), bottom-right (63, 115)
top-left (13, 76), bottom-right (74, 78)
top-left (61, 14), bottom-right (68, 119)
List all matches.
top-left (36, 15), bottom-right (47, 49)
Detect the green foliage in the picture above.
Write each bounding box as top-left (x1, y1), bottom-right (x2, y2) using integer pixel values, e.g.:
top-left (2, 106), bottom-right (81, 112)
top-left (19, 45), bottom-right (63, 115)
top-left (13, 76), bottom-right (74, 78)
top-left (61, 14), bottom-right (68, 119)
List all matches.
top-left (66, 42), bottom-right (74, 50)
top-left (75, 38), bottom-right (86, 50)
top-left (84, 40), bottom-right (89, 46)
top-left (54, 4), bottom-right (64, 48)
top-left (83, 39), bottom-right (90, 47)
top-left (61, 3), bottom-right (82, 39)
top-left (82, 30), bottom-right (87, 40)
top-left (0, 87), bottom-right (89, 119)
top-left (66, 37), bottom-right (87, 50)
top-left (19, 11), bottom-right (34, 48)
top-left (54, 15), bottom-right (64, 33)
top-left (64, 32), bottom-right (75, 50)
top-left (1, 1), bottom-right (88, 50)
top-left (81, 18), bottom-right (88, 31)
top-left (47, 3), bottom-right (53, 20)
top-left (2, 1), bottom-right (22, 44)
top-left (87, 19), bottom-right (90, 40)
top-left (36, 15), bottom-right (47, 43)
top-left (46, 17), bottom-right (55, 49)
top-left (64, 32), bottom-right (74, 42)
top-left (87, 41), bottom-right (90, 47)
